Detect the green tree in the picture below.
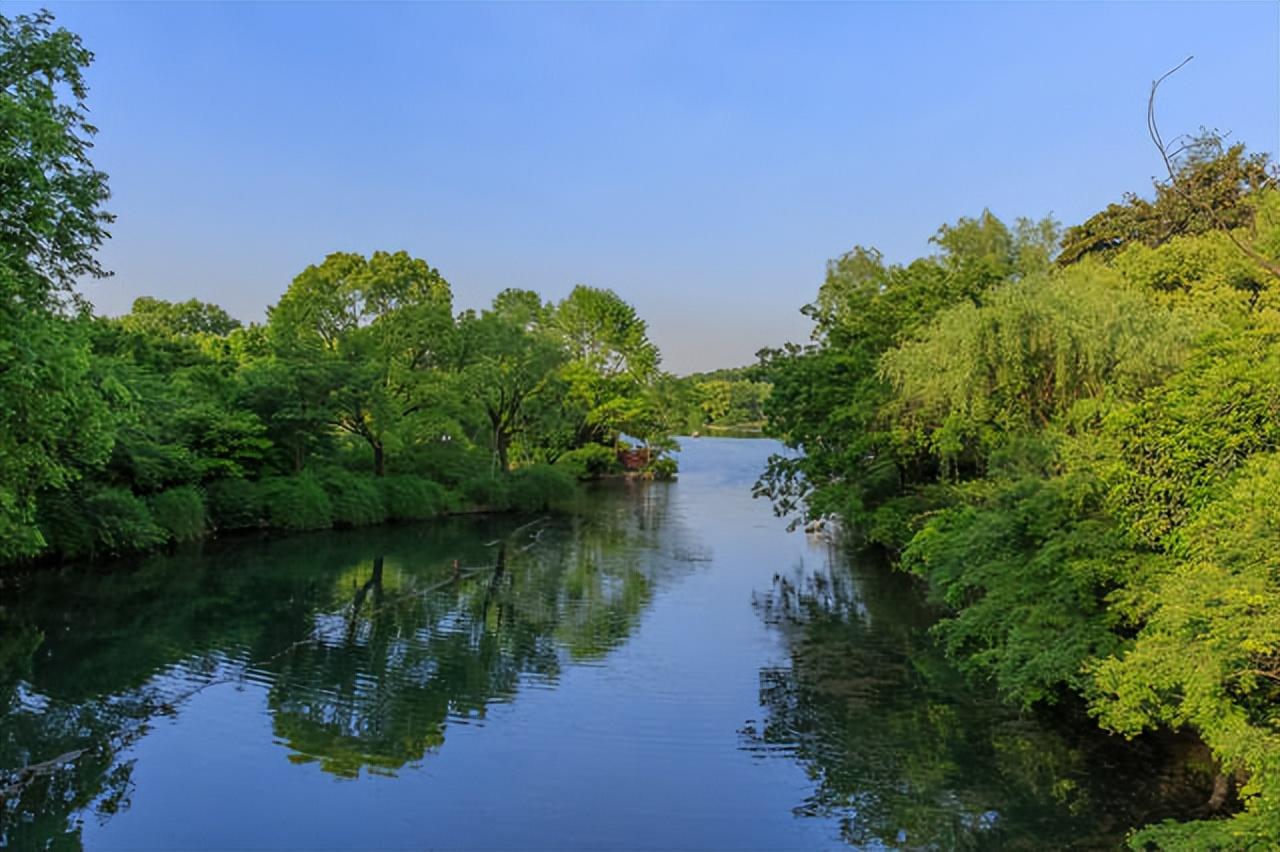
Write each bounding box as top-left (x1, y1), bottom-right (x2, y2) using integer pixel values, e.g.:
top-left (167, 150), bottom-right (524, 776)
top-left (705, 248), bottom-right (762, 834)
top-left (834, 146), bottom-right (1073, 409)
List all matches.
top-left (757, 212), bottom-right (1057, 538)
top-left (268, 251), bottom-right (455, 476)
top-left (1091, 452), bottom-right (1280, 849)
top-left (1059, 135), bottom-right (1274, 266)
top-left (117, 296), bottom-right (241, 338)
top-left (881, 264), bottom-right (1191, 472)
top-left (0, 11), bottom-right (115, 560)
top-left (0, 11), bottom-right (112, 304)
top-left (551, 285), bottom-right (661, 447)
top-left (454, 290), bottom-right (565, 472)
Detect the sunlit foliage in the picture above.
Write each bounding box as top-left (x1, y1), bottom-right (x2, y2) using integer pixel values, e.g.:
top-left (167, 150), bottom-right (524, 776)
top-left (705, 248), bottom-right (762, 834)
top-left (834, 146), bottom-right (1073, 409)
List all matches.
top-left (761, 131), bottom-right (1280, 842)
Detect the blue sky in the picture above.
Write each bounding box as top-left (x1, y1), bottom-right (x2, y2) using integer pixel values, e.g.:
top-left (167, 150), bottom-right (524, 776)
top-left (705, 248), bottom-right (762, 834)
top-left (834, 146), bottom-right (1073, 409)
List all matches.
top-left (27, 1), bottom-right (1280, 372)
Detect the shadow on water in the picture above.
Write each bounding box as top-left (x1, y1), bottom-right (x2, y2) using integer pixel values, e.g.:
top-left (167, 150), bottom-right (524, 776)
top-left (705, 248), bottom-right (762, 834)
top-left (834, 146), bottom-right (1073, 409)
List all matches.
top-left (0, 482), bottom-right (691, 847)
top-left (744, 545), bottom-right (1216, 849)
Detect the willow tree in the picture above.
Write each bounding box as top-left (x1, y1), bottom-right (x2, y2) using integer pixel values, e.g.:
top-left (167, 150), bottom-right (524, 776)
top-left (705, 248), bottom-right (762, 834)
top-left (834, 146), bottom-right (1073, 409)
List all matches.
top-left (880, 265), bottom-right (1192, 473)
top-left (268, 251), bottom-right (454, 476)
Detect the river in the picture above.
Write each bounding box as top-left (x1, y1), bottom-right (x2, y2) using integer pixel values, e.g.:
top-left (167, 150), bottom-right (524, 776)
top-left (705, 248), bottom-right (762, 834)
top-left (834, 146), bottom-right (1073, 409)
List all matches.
top-left (1, 438), bottom-right (1203, 849)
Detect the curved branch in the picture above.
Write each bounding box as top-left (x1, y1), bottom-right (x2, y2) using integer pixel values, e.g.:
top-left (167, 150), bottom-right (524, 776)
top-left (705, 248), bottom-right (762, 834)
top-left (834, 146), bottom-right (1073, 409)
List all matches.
top-left (1148, 57), bottom-right (1280, 282)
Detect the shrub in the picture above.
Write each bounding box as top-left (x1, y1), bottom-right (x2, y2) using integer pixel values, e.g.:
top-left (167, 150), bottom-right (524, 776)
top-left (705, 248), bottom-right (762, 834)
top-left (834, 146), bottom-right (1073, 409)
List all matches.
top-left (150, 485), bottom-right (206, 542)
top-left (317, 468), bottom-right (386, 527)
top-left (206, 478), bottom-right (263, 531)
top-left (646, 457), bottom-right (678, 481)
top-left (35, 489), bottom-right (95, 559)
top-left (378, 475), bottom-right (451, 521)
top-left (259, 475), bottom-right (333, 531)
top-left (37, 487), bottom-right (166, 560)
top-left (555, 444), bottom-right (620, 480)
top-left (460, 474), bottom-right (511, 511)
top-left (508, 464), bottom-right (577, 512)
top-left (394, 439), bottom-right (489, 487)
top-left (87, 489), bottom-right (168, 557)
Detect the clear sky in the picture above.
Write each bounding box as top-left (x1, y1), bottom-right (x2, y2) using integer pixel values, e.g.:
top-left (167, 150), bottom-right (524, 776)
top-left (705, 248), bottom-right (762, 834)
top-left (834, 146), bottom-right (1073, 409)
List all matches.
top-left (25, 1), bottom-right (1280, 373)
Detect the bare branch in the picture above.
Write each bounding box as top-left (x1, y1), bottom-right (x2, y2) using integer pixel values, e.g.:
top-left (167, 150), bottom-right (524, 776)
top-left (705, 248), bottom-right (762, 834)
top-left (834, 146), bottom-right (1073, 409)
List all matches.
top-left (1147, 56), bottom-right (1280, 281)
top-left (1148, 55), bottom-right (1194, 177)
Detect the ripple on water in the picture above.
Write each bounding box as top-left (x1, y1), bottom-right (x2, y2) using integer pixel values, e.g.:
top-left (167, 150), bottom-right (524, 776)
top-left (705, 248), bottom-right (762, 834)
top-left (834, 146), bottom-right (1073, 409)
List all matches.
top-left (2, 439), bottom-right (1202, 851)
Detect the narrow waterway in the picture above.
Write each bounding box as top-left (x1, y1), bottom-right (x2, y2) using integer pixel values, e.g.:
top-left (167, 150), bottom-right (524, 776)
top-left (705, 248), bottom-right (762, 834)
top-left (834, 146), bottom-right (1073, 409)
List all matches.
top-left (1, 439), bottom-right (1201, 849)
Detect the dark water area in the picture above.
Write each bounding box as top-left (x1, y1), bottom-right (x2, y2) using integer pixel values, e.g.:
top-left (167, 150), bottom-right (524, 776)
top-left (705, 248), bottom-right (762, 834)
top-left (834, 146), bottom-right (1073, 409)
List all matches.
top-left (1, 438), bottom-right (1207, 850)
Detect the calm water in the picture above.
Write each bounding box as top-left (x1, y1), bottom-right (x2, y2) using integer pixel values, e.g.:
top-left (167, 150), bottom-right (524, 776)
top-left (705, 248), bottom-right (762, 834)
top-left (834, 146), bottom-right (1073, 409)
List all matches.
top-left (1, 439), bottom-right (1203, 850)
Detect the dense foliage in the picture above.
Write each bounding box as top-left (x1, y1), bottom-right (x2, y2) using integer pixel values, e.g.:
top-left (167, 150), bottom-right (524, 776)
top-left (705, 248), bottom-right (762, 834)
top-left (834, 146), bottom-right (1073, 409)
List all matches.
top-left (670, 366), bottom-right (772, 434)
top-left (762, 129), bottom-right (1280, 844)
top-left (0, 11), bottom-right (678, 568)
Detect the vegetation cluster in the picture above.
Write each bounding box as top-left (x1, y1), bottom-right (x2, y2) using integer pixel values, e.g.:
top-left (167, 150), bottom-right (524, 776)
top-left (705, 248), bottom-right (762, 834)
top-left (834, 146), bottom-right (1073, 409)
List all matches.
top-left (0, 12), bottom-right (680, 568)
top-left (670, 367), bottom-right (773, 435)
top-left (759, 118), bottom-right (1280, 845)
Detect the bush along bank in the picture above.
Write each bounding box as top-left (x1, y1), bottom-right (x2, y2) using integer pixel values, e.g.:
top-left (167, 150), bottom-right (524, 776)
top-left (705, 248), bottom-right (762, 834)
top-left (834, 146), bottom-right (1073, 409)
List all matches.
top-left (22, 464), bottom-right (582, 566)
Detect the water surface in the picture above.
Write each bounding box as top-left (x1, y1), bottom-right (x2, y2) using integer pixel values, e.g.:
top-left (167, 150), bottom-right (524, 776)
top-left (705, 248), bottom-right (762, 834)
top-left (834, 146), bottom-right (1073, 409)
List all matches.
top-left (1, 439), bottom-right (1202, 849)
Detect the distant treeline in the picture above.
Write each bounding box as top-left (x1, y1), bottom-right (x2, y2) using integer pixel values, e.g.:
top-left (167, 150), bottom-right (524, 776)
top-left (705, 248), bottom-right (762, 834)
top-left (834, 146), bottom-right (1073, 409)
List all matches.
top-left (759, 127), bottom-right (1280, 846)
top-left (0, 12), bottom-right (682, 567)
top-left (670, 367), bottom-right (772, 434)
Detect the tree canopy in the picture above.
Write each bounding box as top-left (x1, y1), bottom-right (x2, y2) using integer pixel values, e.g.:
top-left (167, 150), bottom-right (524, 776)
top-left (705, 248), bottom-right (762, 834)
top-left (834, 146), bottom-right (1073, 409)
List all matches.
top-left (760, 133), bottom-right (1280, 845)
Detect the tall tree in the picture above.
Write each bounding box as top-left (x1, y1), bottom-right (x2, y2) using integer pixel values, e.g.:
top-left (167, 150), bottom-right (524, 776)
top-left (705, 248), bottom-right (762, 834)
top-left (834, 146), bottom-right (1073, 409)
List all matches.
top-left (267, 251), bottom-right (454, 476)
top-left (454, 290), bottom-right (565, 473)
top-left (551, 285), bottom-right (660, 447)
top-left (0, 12), bottom-right (115, 559)
top-left (118, 296), bottom-right (241, 338)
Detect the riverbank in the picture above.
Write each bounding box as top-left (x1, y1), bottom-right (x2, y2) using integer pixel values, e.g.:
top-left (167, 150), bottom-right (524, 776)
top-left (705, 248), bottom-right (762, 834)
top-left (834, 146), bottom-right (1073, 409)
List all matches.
top-left (8, 465), bottom-right (584, 571)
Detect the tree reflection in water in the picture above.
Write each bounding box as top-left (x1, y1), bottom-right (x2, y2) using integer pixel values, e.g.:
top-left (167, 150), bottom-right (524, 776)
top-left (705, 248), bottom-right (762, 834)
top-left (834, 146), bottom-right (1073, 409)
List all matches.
top-left (1, 480), bottom-right (689, 845)
top-left (745, 548), bottom-right (1213, 850)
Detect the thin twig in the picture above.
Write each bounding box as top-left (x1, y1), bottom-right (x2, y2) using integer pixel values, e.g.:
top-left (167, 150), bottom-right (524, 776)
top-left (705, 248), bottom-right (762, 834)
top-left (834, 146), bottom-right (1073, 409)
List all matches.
top-left (1147, 56), bottom-right (1280, 281)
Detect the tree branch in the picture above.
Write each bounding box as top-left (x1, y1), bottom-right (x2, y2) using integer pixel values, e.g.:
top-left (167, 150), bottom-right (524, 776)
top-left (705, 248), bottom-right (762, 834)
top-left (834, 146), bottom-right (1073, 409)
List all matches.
top-left (1148, 57), bottom-right (1280, 281)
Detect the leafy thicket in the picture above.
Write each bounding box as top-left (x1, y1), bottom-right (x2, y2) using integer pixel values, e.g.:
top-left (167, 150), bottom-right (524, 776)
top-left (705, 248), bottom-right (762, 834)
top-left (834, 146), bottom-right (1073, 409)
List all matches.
top-left (315, 468), bottom-right (386, 528)
top-left (670, 366), bottom-right (772, 434)
top-left (377, 476), bottom-right (452, 521)
top-left (149, 486), bottom-right (206, 543)
top-left (0, 11), bottom-right (682, 568)
top-left (255, 475), bottom-right (333, 531)
top-left (555, 443), bottom-right (621, 479)
top-left (762, 133), bottom-right (1280, 843)
top-left (36, 487), bottom-right (167, 560)
top-left (507, 464), bottom-right (577, 512)
top-left (205, 478), bottom-right (263, 531)
top-left (460, 475), bottom-right (512, 511)
top-left (1092, 452), bottom-right (1280, 849)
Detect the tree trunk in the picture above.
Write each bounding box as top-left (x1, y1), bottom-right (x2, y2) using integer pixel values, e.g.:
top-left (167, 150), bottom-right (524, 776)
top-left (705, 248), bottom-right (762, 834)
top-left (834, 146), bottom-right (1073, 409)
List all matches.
top-left (1206, 772), bottom-right (1231, 812)
top-left (489, 409), bottom-right (511, 474)
top-left (372, 440), bottom-right (385, 477)
top-left (495, 431), bottom-right (510, 474)
top-left (346, 556), bottom-right (384, 640)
